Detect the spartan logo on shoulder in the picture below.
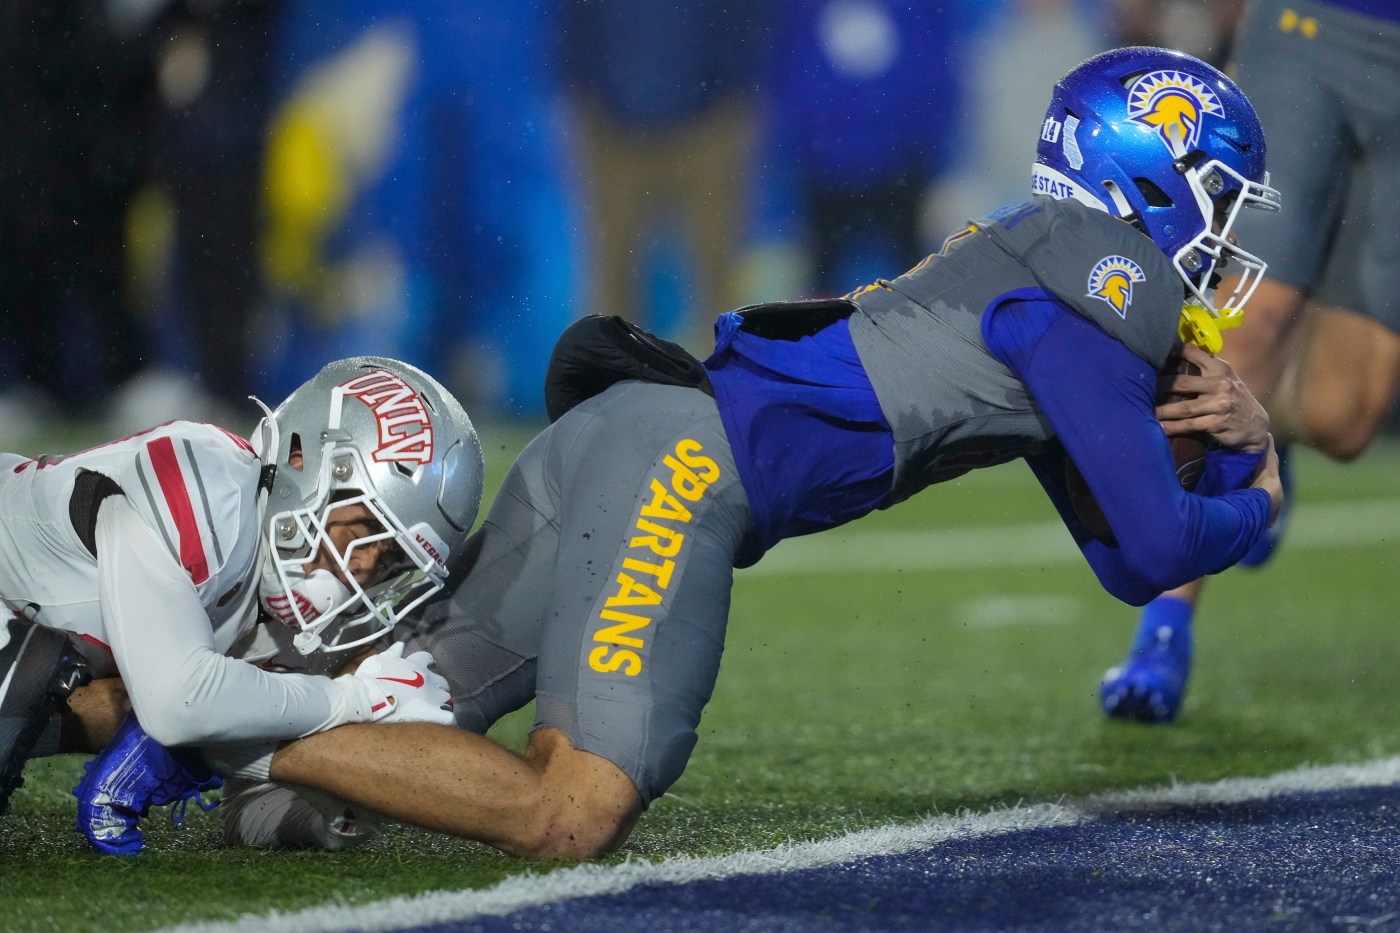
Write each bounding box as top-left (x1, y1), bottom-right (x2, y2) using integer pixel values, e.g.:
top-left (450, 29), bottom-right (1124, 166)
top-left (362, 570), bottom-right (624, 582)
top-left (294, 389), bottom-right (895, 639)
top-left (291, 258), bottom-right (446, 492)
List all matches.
top-left (1087, 255), bottom-right (1147, 319)
top-left (339, 370), bottom-right (435, 464)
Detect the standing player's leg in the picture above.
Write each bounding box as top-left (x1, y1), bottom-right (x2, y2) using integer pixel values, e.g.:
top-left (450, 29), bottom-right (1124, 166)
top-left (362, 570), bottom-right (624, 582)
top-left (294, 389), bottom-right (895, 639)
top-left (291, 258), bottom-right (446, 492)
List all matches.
top-left (1100, 581), bottom-right (1199, 723)
top-left (1098, 287), bottom-right (1307, 723)
top-left (1284, 308), bottom-right (1400, 459)
top-left (1100, 0), bottom-right (1350, 723)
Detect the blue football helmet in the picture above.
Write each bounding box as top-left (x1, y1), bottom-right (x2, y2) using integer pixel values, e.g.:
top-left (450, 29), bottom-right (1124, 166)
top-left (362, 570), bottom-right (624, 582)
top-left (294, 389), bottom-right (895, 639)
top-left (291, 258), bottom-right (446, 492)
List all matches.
top-left (1033, 46), bottom-right (1281, 322)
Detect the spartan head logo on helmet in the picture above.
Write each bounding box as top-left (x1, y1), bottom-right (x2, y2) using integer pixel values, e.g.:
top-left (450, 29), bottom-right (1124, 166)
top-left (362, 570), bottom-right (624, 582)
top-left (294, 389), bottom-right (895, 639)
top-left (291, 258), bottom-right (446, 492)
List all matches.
top-left (1126, 70), bottom-right (1224, 160)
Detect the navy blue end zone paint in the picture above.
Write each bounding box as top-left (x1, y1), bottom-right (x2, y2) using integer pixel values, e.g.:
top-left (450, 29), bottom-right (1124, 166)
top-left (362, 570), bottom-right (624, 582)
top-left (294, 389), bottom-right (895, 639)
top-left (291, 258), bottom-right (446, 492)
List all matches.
top-left (421, 786), bottom-right (1400, 933)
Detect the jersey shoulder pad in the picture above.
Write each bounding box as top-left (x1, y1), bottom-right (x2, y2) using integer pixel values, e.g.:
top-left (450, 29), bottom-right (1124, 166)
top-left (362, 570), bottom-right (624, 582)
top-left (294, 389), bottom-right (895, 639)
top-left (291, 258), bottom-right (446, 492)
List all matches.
top-left (991, 198), bottom-right (1180, 368)
top-left (128, 422), bottom-right (262, 587)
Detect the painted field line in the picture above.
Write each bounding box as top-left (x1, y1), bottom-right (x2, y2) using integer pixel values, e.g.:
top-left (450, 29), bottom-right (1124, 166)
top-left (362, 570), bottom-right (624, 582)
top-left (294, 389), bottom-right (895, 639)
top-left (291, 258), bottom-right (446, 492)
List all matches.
top-left (748, 496), bottom-right (1400, 576)
top-left (153, 755), bottom-right (1400, 933)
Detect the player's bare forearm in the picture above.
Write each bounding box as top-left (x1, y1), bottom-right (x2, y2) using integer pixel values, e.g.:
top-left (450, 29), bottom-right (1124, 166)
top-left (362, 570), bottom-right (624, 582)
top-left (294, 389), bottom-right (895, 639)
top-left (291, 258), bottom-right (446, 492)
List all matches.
top-left (269, 722), bottom-right (530, 843)
top-left (1156, 343), bottom-right (1270, 451)
top-left (267, 722), bottom-right (642, 859)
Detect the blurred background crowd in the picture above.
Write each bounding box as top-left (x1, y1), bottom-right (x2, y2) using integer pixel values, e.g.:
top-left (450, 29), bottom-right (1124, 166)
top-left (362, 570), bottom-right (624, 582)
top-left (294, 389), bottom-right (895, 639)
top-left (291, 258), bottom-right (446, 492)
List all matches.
top-left (0, 0), bottom-right (1242, 434)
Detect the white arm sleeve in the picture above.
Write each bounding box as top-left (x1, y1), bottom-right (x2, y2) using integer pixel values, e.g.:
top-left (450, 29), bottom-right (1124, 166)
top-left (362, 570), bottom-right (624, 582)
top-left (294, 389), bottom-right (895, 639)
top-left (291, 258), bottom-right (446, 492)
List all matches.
top-left (97, 497), bottom-right (371, 747)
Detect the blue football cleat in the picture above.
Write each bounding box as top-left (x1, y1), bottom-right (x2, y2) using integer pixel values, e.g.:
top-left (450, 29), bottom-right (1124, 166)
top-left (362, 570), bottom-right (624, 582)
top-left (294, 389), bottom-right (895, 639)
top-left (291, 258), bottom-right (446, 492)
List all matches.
top-left (1100, 601), bottom-right (1194, 724)
top-left (73, 713), bottom-right (222, 856)
top-left (1239, 442), bottom-right (1292, 568)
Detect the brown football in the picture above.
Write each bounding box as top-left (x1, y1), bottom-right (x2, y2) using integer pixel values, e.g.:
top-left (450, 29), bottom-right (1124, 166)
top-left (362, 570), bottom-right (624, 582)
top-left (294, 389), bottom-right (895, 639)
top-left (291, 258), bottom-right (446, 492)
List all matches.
top-left (1163, 357), bottom-right (1208, 492)
top-left (1170, 435), bottom-right (1208, 491)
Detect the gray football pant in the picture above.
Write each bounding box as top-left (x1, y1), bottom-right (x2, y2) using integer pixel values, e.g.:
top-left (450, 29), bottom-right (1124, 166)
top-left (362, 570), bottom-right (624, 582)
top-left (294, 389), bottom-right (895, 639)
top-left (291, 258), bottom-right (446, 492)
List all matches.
top-left (408, 382), bottom-right (751, 805)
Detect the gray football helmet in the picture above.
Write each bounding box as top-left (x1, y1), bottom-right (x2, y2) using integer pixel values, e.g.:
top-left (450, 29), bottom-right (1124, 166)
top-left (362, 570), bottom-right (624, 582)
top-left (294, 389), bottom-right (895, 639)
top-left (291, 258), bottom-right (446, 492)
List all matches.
top-left (253, 357), bottom-right (484, 654)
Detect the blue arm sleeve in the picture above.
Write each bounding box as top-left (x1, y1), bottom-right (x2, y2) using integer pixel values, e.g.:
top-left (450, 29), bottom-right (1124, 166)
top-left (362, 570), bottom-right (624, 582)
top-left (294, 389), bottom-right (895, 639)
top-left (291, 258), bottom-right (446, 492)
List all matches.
top-left (1194, 445), bottom-right (1265, 499)
top-left (984, 298), bottom-right (1272, 605)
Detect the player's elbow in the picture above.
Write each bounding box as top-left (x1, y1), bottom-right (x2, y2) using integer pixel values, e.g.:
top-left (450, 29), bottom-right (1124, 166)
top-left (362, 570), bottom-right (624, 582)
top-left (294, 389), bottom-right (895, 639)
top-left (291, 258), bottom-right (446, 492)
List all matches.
top-left (127, 659), bottom-right (230, 747)
top-left (1081, 539), bottom-right (1166, 605)
top-left (1092, 565), bottom-right (1161, 607)
top-left (1117, 533), bottom-right (1197, 596)
top-left (1100, 578), bottom-right (1159, 607)
top-left (507, 804), bottom-right (632, 860)
top-left (139, 703), bottom-right (215, 748)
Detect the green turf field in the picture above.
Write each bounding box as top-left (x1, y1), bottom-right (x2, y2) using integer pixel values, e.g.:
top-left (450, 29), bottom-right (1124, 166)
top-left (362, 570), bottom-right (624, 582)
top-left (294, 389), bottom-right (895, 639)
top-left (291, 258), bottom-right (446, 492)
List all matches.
top-left (3, 425), bottom-right (1398, 932)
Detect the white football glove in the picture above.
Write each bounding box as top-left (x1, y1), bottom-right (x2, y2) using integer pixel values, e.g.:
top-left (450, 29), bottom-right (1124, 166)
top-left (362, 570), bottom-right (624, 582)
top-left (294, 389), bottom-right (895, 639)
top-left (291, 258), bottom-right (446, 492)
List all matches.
top-left (337, 642), bottom-right (454, 726)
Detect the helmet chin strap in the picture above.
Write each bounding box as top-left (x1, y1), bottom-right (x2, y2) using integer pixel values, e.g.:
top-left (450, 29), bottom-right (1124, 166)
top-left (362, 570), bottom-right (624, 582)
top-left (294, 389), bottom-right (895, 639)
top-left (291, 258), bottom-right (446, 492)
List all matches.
top-left (293, 630), bottom-right (323, 655)
top-left (248, 395), bottom-right (281, 528)
top-left (1102, 180), bottom-right (1135, 218)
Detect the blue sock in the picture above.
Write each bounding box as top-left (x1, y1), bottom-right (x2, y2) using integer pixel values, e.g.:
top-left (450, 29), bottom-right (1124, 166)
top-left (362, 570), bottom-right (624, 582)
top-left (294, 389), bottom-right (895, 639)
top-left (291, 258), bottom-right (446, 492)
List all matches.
top-left (1101, 594), bottom-right (1197, 722)
top-left (1130, 594), bottom-right (1194, 660)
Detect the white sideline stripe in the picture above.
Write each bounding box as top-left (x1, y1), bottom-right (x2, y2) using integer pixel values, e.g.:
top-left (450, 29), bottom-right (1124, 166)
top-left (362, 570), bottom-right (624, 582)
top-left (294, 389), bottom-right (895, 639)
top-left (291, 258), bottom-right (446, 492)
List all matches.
top-left (748, 497), bottom-right (1400, 576)
top-left (154, 756), bottom-right (1400, 933)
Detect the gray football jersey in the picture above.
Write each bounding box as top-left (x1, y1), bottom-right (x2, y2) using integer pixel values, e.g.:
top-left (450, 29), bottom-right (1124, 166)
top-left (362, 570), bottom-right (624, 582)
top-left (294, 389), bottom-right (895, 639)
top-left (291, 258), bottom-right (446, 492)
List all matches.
top-left (848, 196), bottom-right (1181, 506)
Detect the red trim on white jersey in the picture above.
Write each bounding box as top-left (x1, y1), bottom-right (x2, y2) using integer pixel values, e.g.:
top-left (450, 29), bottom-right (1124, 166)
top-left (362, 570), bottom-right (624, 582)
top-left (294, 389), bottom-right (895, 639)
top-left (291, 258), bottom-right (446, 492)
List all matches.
top-left (146, 436), bottom-right (210, 584)
top-left (216, 427), bottom-right (257, 456)
top-left (79, 633), bottom-right (113, 658)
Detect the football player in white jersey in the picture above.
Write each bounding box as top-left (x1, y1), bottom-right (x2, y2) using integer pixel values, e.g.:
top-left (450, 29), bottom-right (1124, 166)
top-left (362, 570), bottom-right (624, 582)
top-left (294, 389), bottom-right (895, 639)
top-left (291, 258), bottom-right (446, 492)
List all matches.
top-left (0, 357), bottom-right (483, 853)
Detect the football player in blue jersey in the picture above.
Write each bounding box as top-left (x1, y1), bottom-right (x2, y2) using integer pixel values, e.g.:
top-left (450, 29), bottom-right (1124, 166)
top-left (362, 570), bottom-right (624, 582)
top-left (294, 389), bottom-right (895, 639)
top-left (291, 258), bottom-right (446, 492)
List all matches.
top-left (76, 46), bottom-right (1284, 858)
top-left (1100, 0), bottom-right (1400, 724)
